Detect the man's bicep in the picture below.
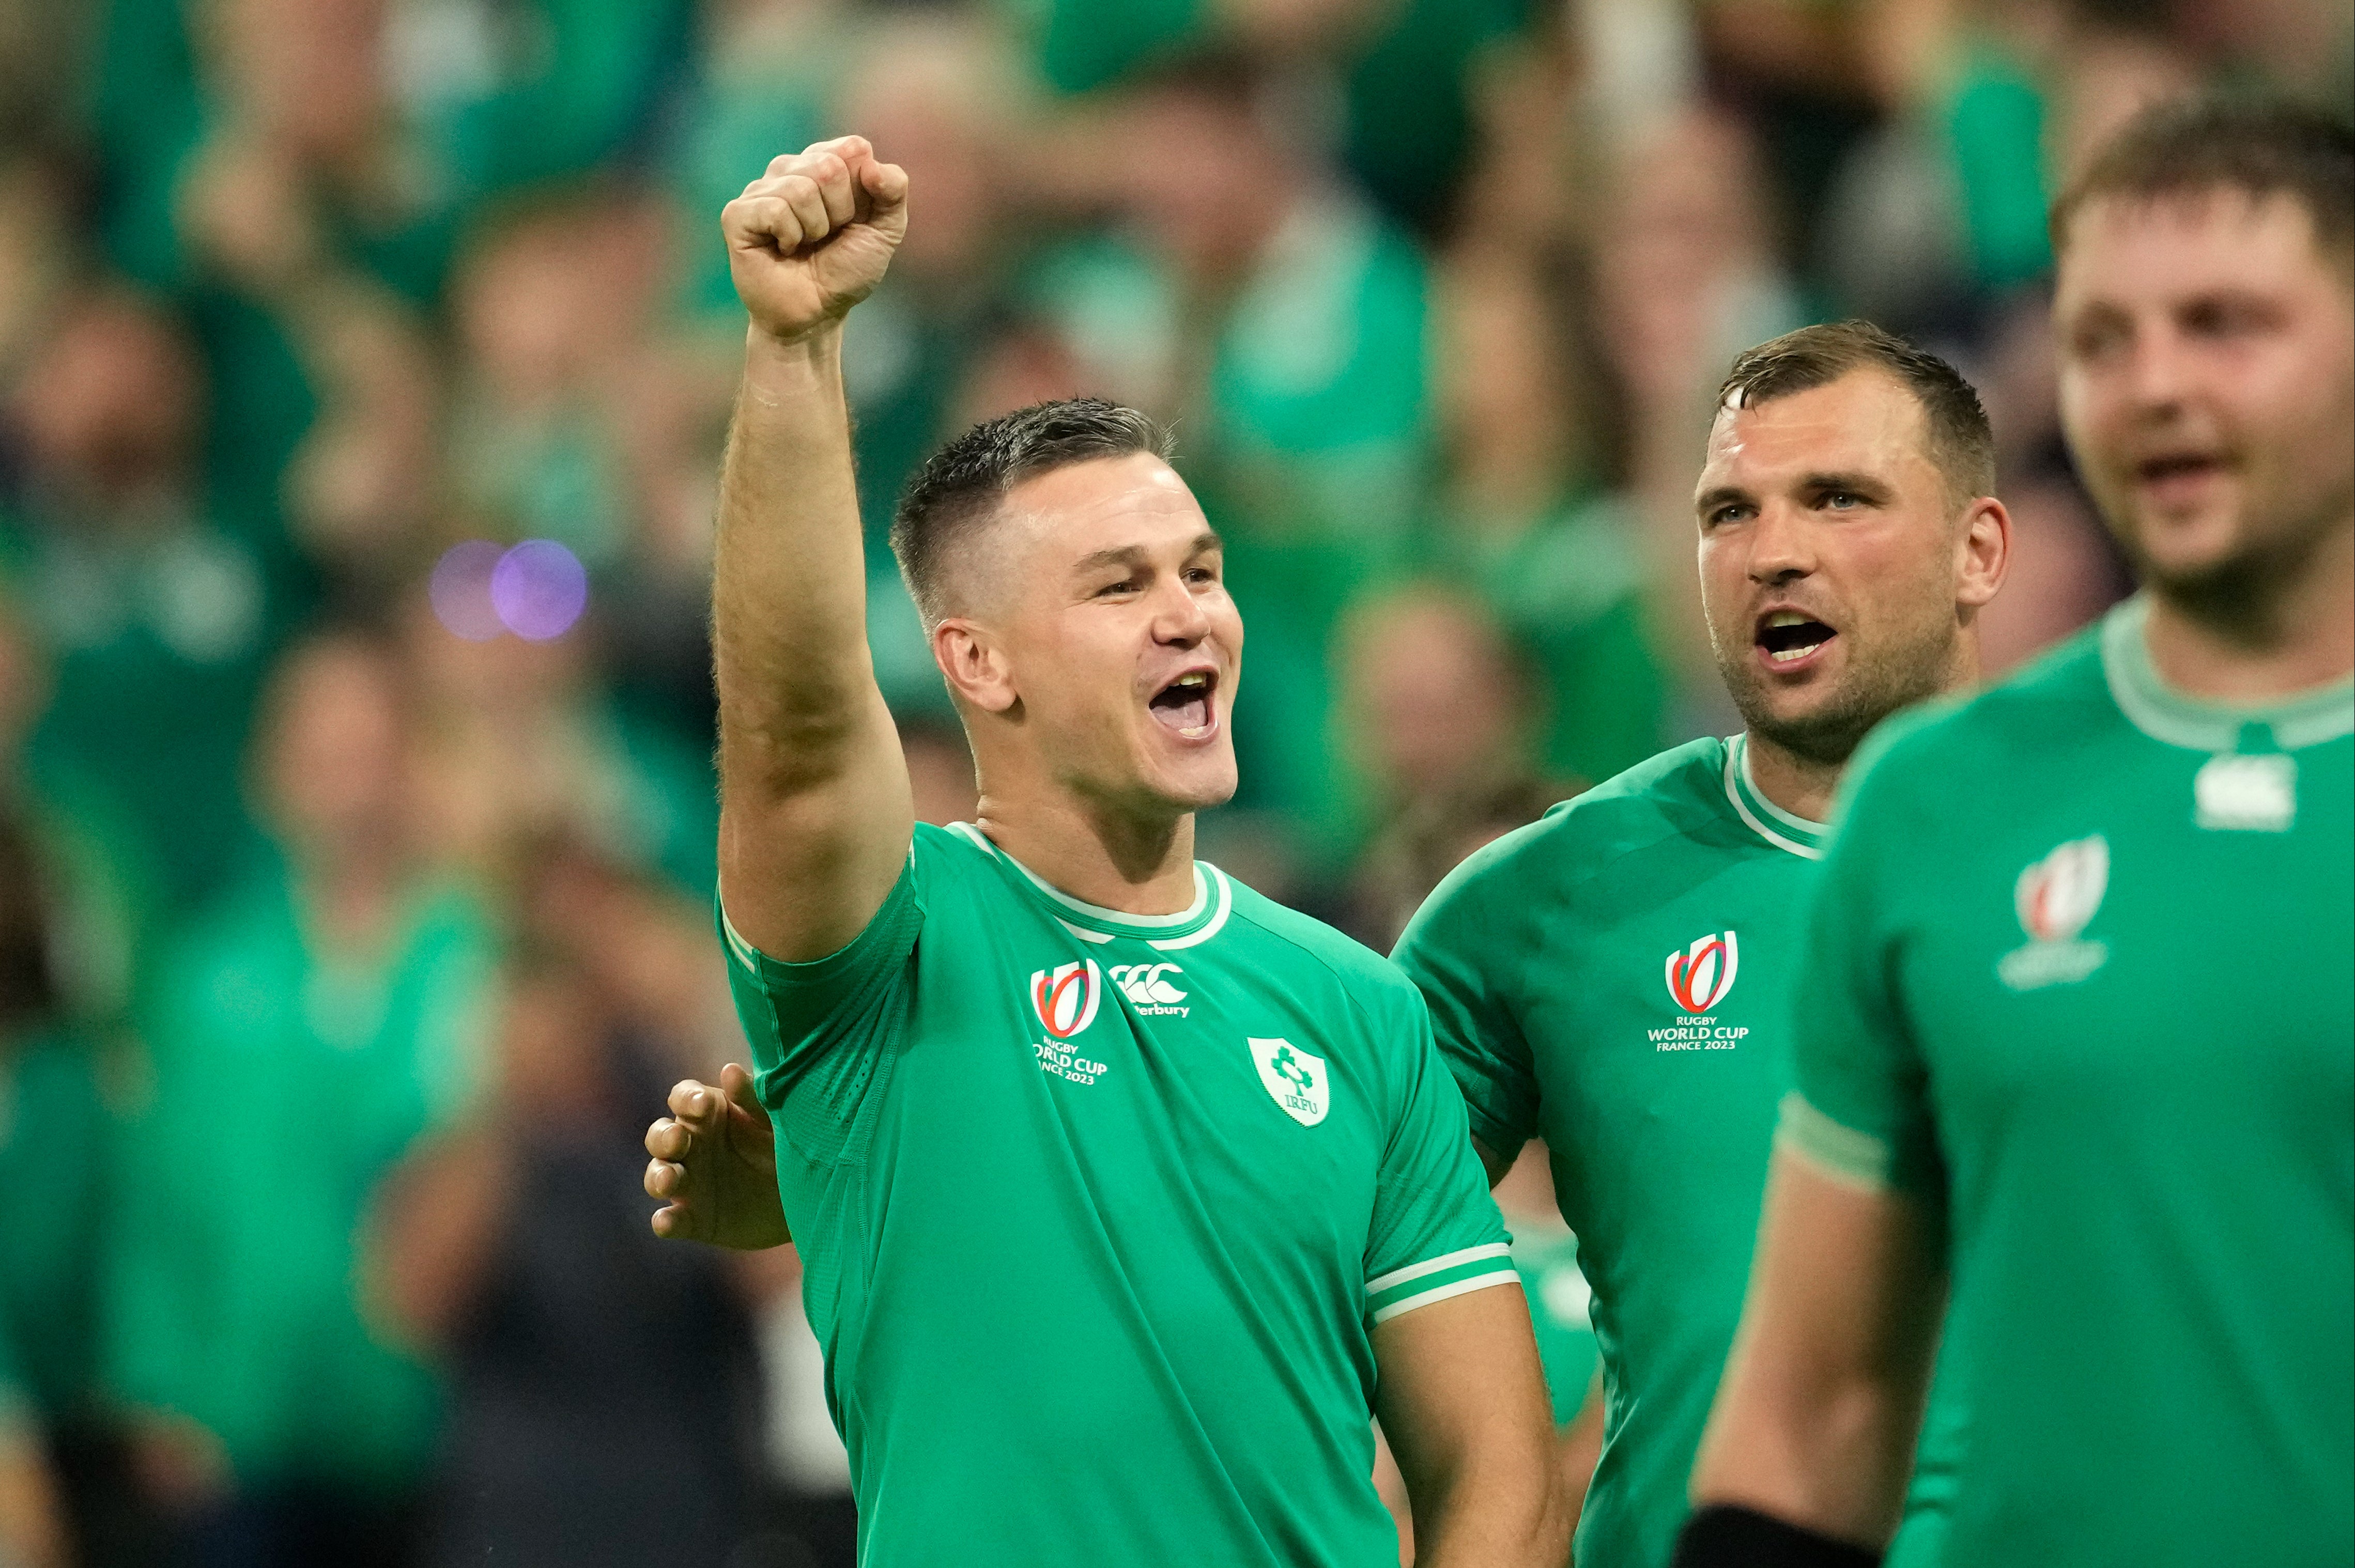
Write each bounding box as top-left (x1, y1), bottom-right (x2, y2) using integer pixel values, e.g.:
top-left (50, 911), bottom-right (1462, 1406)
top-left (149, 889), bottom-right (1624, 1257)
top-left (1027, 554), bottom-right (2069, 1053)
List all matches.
top-left (1372, 1278), bottom-right (1553, 1460)
top-left (718, 685), bottom-right (914, 963)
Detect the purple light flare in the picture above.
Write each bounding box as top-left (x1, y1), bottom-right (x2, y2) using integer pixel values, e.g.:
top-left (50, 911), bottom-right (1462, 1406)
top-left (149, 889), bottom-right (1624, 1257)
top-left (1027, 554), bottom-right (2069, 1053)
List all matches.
top-left (429, 540), bottom-right (507, 641)
top-left (490, 539), bottom-right (590, 641)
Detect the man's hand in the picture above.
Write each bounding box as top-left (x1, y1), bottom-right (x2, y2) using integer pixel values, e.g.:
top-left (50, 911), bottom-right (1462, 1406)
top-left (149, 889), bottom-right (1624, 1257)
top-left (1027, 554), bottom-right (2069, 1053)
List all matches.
top-left (643, 1063), bottom-right (791, 1250)
top-left (724, 136), bottom-right (909, 347)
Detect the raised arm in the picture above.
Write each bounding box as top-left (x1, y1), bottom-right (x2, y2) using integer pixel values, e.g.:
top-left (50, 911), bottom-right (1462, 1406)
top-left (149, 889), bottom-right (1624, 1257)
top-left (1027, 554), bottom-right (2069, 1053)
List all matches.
top-left (1679, 1151), bottom-right (1946, 1562)
top-left (714, 136), bottom-right (916, 961)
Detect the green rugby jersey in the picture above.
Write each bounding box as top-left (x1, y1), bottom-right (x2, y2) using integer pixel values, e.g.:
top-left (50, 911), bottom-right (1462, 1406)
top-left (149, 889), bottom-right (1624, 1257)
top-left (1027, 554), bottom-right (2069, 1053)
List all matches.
top-left (1393, 733), bottom-right (1834, 1568)
top-left (720, 821), bottom-right (1514, 1567)
top-left (1784, 596), bottom-right (2354, 1565)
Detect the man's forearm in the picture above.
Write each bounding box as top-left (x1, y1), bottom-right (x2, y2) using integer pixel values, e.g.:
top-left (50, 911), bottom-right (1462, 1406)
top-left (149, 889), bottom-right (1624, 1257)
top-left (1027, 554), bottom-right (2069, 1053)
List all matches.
top-left (1410, 1456), bottom-right (1568, 1568)
top-left (712, 325), bottom-right (878, 795)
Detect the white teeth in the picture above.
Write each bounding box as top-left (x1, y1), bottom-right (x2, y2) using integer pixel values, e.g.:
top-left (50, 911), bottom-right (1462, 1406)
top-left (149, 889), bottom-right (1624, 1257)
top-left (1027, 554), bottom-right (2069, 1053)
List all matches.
top-left (1766, 611), bottom-right (1809, 627)
top-left (1769, 646), bottom-right (1812, 663)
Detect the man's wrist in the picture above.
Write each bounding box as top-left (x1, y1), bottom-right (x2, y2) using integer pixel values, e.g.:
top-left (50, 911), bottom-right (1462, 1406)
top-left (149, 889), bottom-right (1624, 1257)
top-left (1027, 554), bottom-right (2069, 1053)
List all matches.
top-left (1672, 1504), bottom-right (1882, 1568)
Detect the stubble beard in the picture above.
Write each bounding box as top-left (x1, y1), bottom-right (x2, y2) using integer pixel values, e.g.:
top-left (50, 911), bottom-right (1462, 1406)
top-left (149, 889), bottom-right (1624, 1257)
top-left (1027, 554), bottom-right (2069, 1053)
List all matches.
top-left (1717, 620), bottom-right (1960, 769)
top-left (2120, 487), bottom-right (2353, 647)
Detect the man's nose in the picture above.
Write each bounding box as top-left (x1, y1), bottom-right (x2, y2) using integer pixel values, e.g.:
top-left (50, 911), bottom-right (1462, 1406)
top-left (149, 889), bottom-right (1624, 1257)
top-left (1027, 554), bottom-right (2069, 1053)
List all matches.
top-left (1746, 501), bottom-right (1815, 583)
top-left (1153, 578), bottom-right (1212, 644)
top-left (2124, 323), bottom-right (2192, 416)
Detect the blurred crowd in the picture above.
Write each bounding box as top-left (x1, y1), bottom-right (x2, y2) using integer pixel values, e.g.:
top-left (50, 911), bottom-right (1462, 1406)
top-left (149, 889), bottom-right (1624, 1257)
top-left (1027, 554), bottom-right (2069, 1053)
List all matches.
top-left (0, 0), bottom-right (2345, 1564)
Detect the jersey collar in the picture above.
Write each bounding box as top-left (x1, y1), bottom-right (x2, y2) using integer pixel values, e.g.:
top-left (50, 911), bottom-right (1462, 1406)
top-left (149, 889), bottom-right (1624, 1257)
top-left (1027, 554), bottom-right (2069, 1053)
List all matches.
top-left (2102, 594), bottom-right (2355, 754)
top-left (1723, 734), bottom-right (1828, 860)
top-left (948, 822), bottom-right (1235, 949)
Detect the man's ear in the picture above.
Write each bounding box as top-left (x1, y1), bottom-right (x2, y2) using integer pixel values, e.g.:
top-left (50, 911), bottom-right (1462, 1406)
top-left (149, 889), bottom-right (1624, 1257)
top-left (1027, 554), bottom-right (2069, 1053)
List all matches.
top-left (935, 618), bottom-right (1018, 714)
top-left (1955, 495), bottom-right (2011, 612)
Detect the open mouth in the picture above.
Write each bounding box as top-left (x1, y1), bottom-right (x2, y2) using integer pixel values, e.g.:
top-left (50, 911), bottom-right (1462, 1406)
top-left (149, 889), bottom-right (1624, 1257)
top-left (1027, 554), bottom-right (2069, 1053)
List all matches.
top-left (2136, 451), bottom-right (2225, 494)
top-left (1148, 670), bottom-right (1218, 739)
top-left (1756, 610), bottom-right (1836, 668)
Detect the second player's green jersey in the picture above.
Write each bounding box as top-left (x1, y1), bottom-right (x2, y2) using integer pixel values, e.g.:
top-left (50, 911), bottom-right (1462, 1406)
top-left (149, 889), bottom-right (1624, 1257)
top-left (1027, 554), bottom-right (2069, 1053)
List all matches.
top-left (1786, 599), bottom-right (2353, 1564)
top-left (721, 821), bottom-right (1514, 1568)
top-left (1393, 733), bottom-right (1830, 1568)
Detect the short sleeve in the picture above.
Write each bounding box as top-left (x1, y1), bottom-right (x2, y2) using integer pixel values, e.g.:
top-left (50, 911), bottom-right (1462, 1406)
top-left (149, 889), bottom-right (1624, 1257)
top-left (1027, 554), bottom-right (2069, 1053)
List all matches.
top-left (1779, 726), bottom-right (1946, 1199)
top-left (719, 843), bottom-right (925, 1165)
top-left (1362, 995), bottom-right (1517, 1328)
top-left (1391, 849), bottom-right (1541, 1159)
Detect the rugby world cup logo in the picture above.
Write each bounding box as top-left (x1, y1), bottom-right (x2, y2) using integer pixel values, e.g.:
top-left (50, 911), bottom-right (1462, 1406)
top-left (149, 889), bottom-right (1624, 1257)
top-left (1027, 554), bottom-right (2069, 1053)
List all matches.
top-left (1665, 930), bottom-right (1740, 1014)
top-left (2014, 835), bottom-right (2108, 944)
top-left (1029, 959), bottom-right (1103, 1039)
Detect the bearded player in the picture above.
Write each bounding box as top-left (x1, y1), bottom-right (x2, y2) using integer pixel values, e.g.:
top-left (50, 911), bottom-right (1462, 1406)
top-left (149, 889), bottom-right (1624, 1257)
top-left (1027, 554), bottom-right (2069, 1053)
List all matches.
top-left (1391, 319), bottom-right (2011, 1568)
top-left (637, 138), bottom-right (1563, 1567)
top-left (1682, 99), bottom-right (2352, 1567)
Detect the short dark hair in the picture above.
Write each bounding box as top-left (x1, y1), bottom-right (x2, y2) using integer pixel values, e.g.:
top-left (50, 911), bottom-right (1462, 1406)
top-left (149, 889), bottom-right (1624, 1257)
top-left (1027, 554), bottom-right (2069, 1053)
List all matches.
top-left (2051, 97), bottom-right (2354, 260)
top-left (1716, 320), bottom-right (1996, 503)
top-left (890, 397), bottom-right (1175, 627)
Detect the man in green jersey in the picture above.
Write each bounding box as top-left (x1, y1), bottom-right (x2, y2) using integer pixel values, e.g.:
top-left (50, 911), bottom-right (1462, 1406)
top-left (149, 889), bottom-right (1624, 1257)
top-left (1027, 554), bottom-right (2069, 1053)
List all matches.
top-left (637, 137), bottom-right (1564, 1566)
top-left (1684, 100), bottom-right (2354, 1568)
top-left (1393, 317), bottom-right (2013, 1568)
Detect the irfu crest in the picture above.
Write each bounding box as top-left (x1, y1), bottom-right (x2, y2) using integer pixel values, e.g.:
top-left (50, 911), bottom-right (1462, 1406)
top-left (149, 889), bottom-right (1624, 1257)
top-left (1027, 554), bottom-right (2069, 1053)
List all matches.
top-left (1249, 1037), bottom-right (1329, 1127)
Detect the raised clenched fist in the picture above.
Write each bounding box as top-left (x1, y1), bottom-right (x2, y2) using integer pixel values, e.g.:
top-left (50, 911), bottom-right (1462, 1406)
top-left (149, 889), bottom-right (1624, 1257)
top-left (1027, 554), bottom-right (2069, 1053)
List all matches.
top-left (722, 135), bottom-right (909, 346)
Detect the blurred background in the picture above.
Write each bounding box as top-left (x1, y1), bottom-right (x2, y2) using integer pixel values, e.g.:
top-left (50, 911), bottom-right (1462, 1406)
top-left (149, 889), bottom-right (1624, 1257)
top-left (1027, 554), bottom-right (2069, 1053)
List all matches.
top-left (0, 0), bottom-right (2346, 1564)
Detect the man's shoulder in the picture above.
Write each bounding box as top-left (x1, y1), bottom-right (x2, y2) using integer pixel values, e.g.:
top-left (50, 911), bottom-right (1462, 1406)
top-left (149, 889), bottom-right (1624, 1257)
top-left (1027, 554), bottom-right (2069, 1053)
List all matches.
top-left (1222, 876), bottom-right (1424, 1020)
top-left (1419, 737), bottom-right (1735, 917)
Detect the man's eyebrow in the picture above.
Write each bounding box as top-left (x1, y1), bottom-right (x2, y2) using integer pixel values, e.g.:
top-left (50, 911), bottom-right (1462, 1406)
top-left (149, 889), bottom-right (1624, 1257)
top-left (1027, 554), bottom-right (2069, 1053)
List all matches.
top-left (1071, 530), bottom-right (1225, 573)
top-left (1797, 471), bottom-right (1891, 497)
top-left (1695, 484), bottom-right (1751, 515)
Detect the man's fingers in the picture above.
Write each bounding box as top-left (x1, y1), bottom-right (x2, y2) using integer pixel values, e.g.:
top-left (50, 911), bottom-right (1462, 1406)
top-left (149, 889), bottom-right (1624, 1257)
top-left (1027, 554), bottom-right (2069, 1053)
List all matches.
top-left (859, 158), bottom-right (910, 209)
top-left (645, 1117), bottom-right (692, 1161)
top-left (644, 1158), bottom-right (684, 1199)
top-left (669, 1078), bottom-right (718, 1123)
top-left (723, 193), bottom-right (805, 256)
top-left (771, 174), bottom-right (833, 250)
top-left (807, 153), bottom-right (857, 227)
top-left (720, 1062), bottom-right (761, 1113)
top-left (650, 1201), bottom-right (694, 1240)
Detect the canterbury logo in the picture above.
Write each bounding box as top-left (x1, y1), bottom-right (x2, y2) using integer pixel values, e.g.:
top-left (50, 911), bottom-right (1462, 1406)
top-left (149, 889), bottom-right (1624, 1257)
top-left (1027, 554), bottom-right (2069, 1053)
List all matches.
top-left (1029, 959), bottom-right (1102, 1039)
top-left (1666, 930), bottom-right (1739, 1014)
top-left (1110, 963), bottom-right (1186, 1005)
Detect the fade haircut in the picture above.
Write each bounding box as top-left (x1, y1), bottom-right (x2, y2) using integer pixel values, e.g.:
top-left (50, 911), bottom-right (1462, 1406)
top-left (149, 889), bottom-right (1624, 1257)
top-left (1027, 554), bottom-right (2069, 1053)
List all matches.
top-left (890, 397), bottom-right (1176, 628)
top-left (1716, 320), bottom-right (1996, 505)
top-left (2051, 97), bottom-right (2354, 264)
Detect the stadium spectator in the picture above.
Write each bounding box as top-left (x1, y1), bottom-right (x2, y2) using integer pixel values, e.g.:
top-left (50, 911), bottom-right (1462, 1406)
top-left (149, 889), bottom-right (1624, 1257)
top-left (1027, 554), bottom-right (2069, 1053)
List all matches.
top-left (367, 931), bottom-right (761, 1568)
top-left (107, 629), bottom-right (498, 1568)
top-left (2, 289), bottom-right (273, 910)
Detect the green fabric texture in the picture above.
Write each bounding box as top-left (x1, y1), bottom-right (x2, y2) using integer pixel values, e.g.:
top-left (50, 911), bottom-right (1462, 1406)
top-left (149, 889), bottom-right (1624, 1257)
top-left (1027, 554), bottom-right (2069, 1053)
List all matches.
top-left (719, 820), bottom-right (1512, 1566)
top-left (106, 862), bottom-right (499, 1489)
top-left (1508, 1224), bottom-right (1599, 1429)
top-left (1786, 600), bottom-right (2352, 1564)
top-left (0, 1031), bottom-right (109, 1430)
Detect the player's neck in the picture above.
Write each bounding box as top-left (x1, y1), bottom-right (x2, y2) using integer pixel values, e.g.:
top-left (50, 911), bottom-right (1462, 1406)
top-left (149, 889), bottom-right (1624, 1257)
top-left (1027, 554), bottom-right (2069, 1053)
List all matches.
top-left (2144, 522), bottom-right (2355, 704)
top-left (971, 787), bottom-right (1199, 917)
top-left (1740, 731), bottom-right (1842, 825)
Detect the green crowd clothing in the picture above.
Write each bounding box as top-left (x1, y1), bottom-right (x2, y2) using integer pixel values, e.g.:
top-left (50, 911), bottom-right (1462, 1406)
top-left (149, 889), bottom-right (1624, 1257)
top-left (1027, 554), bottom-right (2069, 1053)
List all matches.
top-left (0, 1031), bottom-right (108, 1434)
top-left (720, 821), bottom-right (1515, 1567)
top-left (1784, 597), bottom-right (2353, 1564)
top-left (108, 862), bottom-right (498, 1491)
top-left (1393, 733), bottom-right (1842, 1568)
